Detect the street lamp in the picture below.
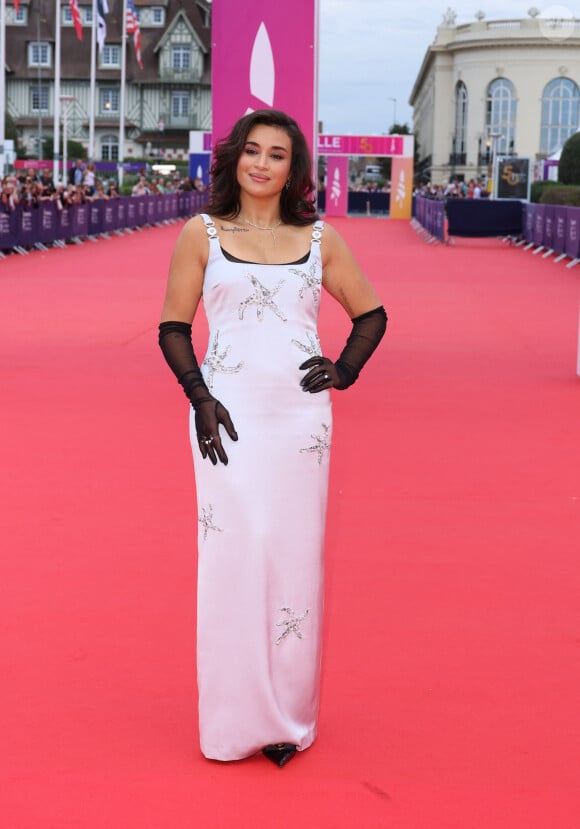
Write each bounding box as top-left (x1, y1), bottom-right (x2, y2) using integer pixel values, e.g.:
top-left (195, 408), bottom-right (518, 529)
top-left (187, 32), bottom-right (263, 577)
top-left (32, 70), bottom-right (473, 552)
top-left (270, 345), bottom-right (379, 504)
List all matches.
top-left (60, 95), bottom-right (75, 186)
top-left (387, 97), bottom-right (397, 130)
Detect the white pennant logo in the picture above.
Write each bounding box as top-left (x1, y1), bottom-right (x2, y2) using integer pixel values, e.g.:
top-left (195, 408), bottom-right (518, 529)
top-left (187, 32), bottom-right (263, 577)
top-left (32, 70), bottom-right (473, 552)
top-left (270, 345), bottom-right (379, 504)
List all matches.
top-left (330, 167), bottom-right (341, 206)
top-left (396, 168), bottom-right (406, 207)
top-left (245, 22), bottom-right (275, 114)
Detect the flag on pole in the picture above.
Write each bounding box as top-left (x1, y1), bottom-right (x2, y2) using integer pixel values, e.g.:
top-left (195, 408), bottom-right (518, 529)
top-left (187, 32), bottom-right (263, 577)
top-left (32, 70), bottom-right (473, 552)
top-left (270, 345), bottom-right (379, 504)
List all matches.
top-left (126, 0), bottom-right (143, 69)
top-left (96, 0), bottom-right (109, 52)
top-left (14, 0), bottom-right (20, 14)
top-left (69, 0), bottom-right (83, 40)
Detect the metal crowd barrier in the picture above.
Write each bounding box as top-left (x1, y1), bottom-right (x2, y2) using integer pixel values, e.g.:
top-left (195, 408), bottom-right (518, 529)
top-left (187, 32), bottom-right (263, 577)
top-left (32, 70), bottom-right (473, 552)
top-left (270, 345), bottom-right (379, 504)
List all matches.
top-left (411, 195), bottom-right (446, 242)
top-left (520, 203), bottom-right (580, 267)
top-left (0, 191), bottom-right (207, 256)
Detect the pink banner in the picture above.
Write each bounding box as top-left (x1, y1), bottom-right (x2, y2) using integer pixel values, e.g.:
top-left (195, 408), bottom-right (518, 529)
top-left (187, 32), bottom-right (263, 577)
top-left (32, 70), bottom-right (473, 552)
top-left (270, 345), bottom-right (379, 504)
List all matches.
top-left (318, 134), bottom-right (404, 157)
top-left (212, 1), bottom-right (319, 157)
top-left (324, 156), bottom-right (349, 218)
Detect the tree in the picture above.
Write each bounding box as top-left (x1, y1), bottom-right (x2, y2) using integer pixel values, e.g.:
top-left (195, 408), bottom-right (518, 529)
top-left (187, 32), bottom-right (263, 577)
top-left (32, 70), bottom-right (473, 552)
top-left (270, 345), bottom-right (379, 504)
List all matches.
top-left (382, 123), bottom-right (420, 178)
top-left (5, 112), bottom-right (18, 143)
top-left (558, 132), bottom-right (580, 185)
top-left (42, 136), bottom-right (85, 161)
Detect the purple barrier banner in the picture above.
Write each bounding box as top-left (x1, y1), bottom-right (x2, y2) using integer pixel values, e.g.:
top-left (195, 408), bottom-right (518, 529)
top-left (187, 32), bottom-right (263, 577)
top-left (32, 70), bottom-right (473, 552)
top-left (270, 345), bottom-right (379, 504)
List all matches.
top-left (565, 207), bottom-right (580, 259)
top-left (434, 201), bottom-right (445, 241)
top-left (116, 198), bottom-right (126, 230)
top-left (553, 206), bottom-right (567, 254)
top-left (125, 198), bottom-right (137, 228)
top-left (178, 191), bottom-right (191, 217)
top-left (89, 200), bottom-right (105, 235)
top-left (524, 203), bottom-right (535, 242)
top-left (533, 204), bottom-right (545, 246)
top-left (103, 200), bottom-right (116, 234)
top-left (0, 209), bottom-right (17, 248)
top-left (136, 197), bottom-right (147, 225)
top-left (192, 190), bottom-right (205, 215)
top-left (543, 205), bottom-right (555, 249)
top-left (17, 206), bottom-right (38, 248)
top-left (155, 197), bottom-right (164, 223)
top-left (425, 199), bottom-right (433, 234)
top-left (72, 203), bottom-right (89, 237)
top-left (57, 205), bottom-right (74, 239)
top-left (39, 201), bottom-right (57, 245)
top-left (146, 196), bottom-right (156, 225)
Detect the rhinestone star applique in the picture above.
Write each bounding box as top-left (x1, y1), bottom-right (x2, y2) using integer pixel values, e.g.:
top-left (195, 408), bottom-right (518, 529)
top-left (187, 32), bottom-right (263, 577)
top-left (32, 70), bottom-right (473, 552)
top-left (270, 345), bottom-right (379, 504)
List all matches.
top-left (198, 504), bottom-right (223, 542)
top-left (289, 261), bottom-right (321, 303)
top-left (292, 330), bottom-right (322, 358)
top-left (300, 423), bottom-right (331, 465)
top-left (275, 607), bottom-right (310, 645)
top-left (238, 273), bottom-right (287, 322)
top-left (203, 330), bottom-right (244, 389)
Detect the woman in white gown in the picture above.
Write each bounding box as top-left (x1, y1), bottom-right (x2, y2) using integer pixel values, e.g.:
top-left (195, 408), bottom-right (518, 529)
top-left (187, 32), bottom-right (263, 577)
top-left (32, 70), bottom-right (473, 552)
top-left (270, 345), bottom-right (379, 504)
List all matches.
top-left (159, 110), bottom-right (386, 767)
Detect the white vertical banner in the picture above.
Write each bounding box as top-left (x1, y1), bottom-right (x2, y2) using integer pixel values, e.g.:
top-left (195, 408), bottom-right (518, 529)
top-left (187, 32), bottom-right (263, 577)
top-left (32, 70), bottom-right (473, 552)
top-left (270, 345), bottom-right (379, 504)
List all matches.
top-left (88, 0), bottom-right (97, 160)
top-left (324, 155), bottom-right (348, 217)
top-left (118, 0), bottom-right (127, 185)
top-left (53, 0), bottom-right (61, 183)
top-left (0, 0), bottom-right (6, 178)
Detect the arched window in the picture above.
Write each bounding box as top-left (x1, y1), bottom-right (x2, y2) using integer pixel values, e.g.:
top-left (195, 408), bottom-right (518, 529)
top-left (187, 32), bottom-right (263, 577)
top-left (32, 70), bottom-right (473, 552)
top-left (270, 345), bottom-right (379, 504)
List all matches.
top-left (541, 78), bottom-right (580, 156)
top-left (453, 81), bottom-right (468, 162)
top-left (485, 78), bottom-right (516, 155)
top-left (101, 133), bottom-right (118, 161)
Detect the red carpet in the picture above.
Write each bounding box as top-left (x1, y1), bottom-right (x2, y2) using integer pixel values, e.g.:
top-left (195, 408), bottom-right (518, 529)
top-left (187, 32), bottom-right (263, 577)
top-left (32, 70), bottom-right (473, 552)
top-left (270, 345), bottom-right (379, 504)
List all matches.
top-left (1, 220), bottom-right (580, 827)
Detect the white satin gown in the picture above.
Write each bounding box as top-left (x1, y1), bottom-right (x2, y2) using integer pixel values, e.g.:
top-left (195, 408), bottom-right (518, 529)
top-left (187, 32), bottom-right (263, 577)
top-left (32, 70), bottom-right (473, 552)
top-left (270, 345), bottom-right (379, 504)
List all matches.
top-left (190, 214), bottom-right (332, 761)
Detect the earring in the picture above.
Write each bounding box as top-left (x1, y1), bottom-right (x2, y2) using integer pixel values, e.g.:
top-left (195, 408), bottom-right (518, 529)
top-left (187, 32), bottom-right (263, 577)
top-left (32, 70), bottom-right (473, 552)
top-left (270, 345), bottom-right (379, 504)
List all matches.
top-left (285, 179), bottom-right (291, 190)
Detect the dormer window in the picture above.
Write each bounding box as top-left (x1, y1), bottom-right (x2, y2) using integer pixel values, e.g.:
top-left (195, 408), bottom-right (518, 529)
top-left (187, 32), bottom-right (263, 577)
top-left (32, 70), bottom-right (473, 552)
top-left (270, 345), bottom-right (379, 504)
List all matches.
top-left (151, 6), bottom-right (165, 25)
top-left (29, 42), bottom-right (51, 67)
top-left (172, 45), bottom-right (191, 70)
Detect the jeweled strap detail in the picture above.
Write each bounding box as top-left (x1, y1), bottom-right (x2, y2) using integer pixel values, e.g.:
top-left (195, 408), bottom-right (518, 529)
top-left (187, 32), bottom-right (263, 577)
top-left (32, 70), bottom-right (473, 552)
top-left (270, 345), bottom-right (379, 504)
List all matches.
top-left (311, 220), bottom-right (324, 245)
top-left (200, 212), bottom-right (219, 242)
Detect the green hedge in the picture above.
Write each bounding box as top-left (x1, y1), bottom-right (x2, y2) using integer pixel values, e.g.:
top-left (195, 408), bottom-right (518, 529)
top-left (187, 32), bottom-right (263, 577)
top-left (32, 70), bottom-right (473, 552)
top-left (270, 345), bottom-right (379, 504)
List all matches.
top-left (558, 132), bottom-right (580, 185)
top-left (530, 180), bottom-right (560, 203)
top-left (539, 185), bottom-right (580, 206)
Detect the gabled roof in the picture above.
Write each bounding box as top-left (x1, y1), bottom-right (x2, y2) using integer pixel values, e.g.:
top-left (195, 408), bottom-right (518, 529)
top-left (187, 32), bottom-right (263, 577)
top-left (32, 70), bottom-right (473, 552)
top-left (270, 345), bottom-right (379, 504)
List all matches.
top-left (153, 8), bottom-right (208, 55)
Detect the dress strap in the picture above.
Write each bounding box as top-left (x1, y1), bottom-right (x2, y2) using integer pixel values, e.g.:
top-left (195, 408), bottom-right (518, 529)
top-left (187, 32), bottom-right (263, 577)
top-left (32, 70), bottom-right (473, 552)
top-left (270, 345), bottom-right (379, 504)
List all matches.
top-left (311, 220), bottom-right (324, 245)
top-left (200, 212), bottom-right (219, 243)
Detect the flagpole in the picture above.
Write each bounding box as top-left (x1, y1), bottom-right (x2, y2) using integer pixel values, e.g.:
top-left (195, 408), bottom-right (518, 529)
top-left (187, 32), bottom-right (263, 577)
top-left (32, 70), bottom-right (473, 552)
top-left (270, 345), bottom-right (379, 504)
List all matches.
top-left (118, 0), bottom-right (127, 187)
top-left (53, 0), bottom-right (61, 184)
top-left (0, 0), bottom-right (6, 179)
top-left (89, 0), bottom-right (97, 160)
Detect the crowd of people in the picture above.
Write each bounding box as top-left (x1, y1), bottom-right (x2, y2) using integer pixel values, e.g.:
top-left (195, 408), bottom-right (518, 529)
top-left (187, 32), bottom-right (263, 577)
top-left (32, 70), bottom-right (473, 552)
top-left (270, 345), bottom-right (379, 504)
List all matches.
top-left (0, 162), bottom-right (205, 213)
top-left (414, 177), bottom-right (490, 200)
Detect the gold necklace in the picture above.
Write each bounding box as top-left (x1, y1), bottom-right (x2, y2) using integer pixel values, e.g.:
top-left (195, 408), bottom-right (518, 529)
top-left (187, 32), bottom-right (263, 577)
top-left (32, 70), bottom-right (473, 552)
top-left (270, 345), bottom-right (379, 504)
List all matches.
top-left (240, 216), bottom-right (282, 247)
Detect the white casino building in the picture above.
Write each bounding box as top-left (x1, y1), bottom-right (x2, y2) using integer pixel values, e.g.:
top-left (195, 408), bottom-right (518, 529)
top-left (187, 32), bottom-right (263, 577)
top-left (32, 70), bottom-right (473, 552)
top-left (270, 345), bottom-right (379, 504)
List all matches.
top-left (409, 10), bottom-right (580, 184)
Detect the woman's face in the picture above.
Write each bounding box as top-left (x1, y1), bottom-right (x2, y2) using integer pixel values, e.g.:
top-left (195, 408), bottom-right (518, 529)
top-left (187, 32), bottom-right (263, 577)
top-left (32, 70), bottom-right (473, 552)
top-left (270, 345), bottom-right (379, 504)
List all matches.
top-left (236, 124), bottom-right (292, 199)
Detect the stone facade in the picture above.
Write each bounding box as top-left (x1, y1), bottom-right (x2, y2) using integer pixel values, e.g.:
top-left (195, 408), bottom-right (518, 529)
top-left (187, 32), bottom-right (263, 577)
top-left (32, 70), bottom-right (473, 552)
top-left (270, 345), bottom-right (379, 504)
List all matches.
top-left (409, 15), bottom-right (580, 184)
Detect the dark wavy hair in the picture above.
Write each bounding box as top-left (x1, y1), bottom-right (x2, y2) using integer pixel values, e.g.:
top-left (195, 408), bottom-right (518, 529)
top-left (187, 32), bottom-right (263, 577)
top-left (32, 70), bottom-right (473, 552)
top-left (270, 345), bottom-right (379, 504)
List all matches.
top-left (205, 109), bottom-right (318, 226)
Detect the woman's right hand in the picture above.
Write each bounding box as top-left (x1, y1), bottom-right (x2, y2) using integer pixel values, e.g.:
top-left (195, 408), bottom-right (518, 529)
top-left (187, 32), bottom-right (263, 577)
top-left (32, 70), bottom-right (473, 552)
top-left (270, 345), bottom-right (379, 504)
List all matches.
top-left (194, 399), bottom-right (238, 466)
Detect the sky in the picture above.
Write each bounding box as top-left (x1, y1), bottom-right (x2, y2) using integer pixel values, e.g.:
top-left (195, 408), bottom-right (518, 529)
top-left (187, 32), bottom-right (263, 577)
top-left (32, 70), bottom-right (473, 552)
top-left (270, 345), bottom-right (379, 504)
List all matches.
top-left (318, 1), bottom-right (580, 134)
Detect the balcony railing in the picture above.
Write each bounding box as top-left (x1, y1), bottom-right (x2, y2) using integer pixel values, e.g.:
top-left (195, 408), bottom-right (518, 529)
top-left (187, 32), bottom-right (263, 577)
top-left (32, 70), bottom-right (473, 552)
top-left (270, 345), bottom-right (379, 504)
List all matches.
top-left (158, 67), bottom-right (202, 84)
top-left (158, 112), bottom-right (202, 131)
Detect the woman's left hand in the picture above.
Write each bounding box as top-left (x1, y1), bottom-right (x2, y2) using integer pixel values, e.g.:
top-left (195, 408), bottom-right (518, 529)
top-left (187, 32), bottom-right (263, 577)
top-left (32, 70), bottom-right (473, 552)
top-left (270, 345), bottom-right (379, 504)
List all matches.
top-left (299, 356), bottom-right (349, 392)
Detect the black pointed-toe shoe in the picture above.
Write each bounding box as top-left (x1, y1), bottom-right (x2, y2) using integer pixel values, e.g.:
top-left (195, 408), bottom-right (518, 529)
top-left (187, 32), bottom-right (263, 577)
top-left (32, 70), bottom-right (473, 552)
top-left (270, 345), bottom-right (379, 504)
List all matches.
top-left (262, 743), bottom-right (297, 767)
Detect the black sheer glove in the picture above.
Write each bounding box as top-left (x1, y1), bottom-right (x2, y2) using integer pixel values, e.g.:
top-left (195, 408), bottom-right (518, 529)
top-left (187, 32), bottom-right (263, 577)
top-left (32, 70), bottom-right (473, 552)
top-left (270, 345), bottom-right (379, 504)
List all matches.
top-left (158, 321), bottom-right (238, 465)
top-left (300, 305), bottom-right (387, 393)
